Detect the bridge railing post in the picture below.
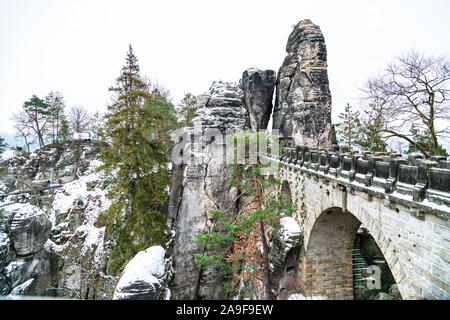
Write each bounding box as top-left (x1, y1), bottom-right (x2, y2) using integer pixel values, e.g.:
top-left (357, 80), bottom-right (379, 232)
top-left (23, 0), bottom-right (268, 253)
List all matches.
top-left (408, 154), bottom-right (424, 166)
top-left (310, 149), bottom-right (319, 171)
top-left (350, 154), bottom-right (362, 182)
top-left (319, 151), bottom-right (330, 174)
top-left (365, 156), bottom-right (383, 187)
top-left (303, 148), bottom-right (311, 169)
top-left (386, 157), bottom-right (407, 193)
top-left (329, 154), bottom-right (340, 177)
top-left (413, 159), bottom-right (439, 202)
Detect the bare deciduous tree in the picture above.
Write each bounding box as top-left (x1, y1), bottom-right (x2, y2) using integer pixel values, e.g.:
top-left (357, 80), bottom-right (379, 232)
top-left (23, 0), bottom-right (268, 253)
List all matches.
top-left (68, 106), bottom-right (91, 133)
top-left (12, 111), bottom-right (38, 152)
top-left (143, 76), bottom-right (171, 103)
top-left (363, 50), bottom-right (450, 157)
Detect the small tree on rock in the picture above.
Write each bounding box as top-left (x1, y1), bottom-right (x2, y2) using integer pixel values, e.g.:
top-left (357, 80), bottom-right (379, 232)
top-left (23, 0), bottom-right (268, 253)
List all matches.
top-left (335, 103), bottom-right (361, 151)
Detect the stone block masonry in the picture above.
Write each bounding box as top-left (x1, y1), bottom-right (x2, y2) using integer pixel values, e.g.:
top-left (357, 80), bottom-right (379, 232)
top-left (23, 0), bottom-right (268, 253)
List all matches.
top-left (267, 146), bottom-right (450, 299)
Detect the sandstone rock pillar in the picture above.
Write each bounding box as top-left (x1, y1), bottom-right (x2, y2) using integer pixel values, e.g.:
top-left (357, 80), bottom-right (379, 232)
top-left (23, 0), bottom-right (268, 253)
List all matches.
top-left (272, 19), bottom-right (333, 149)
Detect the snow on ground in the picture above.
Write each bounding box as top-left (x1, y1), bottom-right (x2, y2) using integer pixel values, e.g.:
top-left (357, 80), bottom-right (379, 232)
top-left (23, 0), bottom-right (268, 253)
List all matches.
top-left (51, 169), bottom-right (111, 226)
top-left (0, 231), bottom-right (9, 249)
top-left (0, 148), bottom-right (17, 162)
top-left (0, 181), bottom-right (7, 196)
top-left (75, 224), bottom-right (106, 267)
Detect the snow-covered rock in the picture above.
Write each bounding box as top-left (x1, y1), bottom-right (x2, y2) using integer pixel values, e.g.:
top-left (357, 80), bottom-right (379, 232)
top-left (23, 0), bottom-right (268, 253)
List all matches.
top-left (279, 217), bottom-right (302, 253)
top-left (3, 250), bottom-right (51, 296)
top-left (112, 246), bottom-right (167, 300)
top-left (0, 232), bottom-right (10, 270)
top-left (0, 181), bottom-right (8, 197)
top-left (0, 148), bottom-right (17, 163)
top-left (9, 278), bottom-right (34, 296)
top-left (0, 142), bottom-right (115, 298)
top-left (288, 293), bottom-right (328, 300)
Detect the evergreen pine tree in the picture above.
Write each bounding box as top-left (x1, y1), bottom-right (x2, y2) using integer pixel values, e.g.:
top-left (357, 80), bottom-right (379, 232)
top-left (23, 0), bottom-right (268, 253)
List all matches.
top-left (98, 45), bottom-right (175, 273)
top-left (59, 117), bottom-right (72, 143)
top-left (89, 111), bottom-right (105, 141)
top-left (178, 93), bottom-right (198, 126)
top-left (335, 103), bottom-right (361, 151)
top-left (355, 100), bottom-right (388, 153)
top-left (23, 95), bottom-right (51, 148)
top-left (407, 125), bottom-right (448, 156)
top-left (45, 91), bottom-right (66, 144)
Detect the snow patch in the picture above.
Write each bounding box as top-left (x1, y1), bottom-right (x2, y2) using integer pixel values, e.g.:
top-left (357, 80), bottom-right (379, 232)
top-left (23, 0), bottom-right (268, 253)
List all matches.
top-left (2, 203), bottom-right (45, 221)
top-left (9, 278), bottom-right (34, 296)
top-left (288, 293), bottom-right (328, 300)
top-left (75, 224), bottom-right (106, 267)
top-left (0, 181), bottom-right (8, 196)
top-left (0, 148), bottom-right (17, 162)
top-left (112, 246), bottom-right (166, 300)
top-left (279, 217), bottom-right (302, 253)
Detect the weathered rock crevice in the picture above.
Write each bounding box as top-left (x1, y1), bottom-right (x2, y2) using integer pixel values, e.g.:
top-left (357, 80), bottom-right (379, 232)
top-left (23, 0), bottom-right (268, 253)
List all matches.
top-left (242, 68), bottom-right (276, 131)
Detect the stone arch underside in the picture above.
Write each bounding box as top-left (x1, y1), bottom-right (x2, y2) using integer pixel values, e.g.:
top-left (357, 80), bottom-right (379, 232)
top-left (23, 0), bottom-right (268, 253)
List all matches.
top-left (301, 207), bottom-right (360, 299)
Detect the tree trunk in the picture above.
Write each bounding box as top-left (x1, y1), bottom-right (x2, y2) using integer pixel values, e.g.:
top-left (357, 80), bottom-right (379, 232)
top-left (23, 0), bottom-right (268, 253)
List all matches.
top-left (259, 219), bottom-right (273, 300)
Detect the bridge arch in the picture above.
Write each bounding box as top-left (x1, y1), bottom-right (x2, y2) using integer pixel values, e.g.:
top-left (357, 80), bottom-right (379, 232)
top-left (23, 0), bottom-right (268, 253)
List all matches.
top-left (280, 180), bottom-right (293, 203)
top-left (301, 203), bottom-right (412, 300)
top-left (270, 149), bottom-right (450, 300)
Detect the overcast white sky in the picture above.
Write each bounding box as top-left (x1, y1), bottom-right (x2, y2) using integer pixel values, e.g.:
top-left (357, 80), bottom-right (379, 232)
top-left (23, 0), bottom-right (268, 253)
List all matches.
top-left (1, 0), bottom-right (449, 147)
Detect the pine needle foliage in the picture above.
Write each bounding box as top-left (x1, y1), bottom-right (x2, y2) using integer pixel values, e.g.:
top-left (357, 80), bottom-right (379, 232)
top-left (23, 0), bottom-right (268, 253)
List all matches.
top-left (194, 132), bottom-right (295, 299)
top-left (98, 45), bottom-right (175, 273)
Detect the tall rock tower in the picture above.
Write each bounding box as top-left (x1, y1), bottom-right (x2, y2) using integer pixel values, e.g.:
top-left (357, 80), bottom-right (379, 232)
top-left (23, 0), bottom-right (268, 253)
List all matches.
top-left (272, 19), bottom-right (333, 149)
top-left (169, 81), bottom-right (250, 300)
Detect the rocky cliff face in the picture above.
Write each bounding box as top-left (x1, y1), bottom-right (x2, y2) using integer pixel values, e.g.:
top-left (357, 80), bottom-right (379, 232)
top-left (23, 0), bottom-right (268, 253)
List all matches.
top-left (169, 81), bottom-right (250, 299)
top-left (168, 19), bottom-right (334, 300)
top-left (0, 142), bottom-right (116, 299)
top-left (272, 19), bottom-right (333, 149)
top-left (0, 203), bottom-right (52, 296)
top-left (242, 68), bottom-right (276, 131)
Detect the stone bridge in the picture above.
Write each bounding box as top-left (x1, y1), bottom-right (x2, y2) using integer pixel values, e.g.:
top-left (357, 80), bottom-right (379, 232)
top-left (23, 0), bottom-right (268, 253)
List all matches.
top-left (266, 145), bottom-right (450, 300)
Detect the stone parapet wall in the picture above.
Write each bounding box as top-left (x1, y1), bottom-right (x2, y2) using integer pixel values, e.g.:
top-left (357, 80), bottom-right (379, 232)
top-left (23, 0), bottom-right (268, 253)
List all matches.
top-left (277, 145), bottom-right (450, 219)
top-left (265, 146), bottom-right (450, 300)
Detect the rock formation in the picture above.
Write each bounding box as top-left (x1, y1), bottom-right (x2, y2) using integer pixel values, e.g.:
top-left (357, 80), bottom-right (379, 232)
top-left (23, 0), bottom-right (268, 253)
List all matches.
top-left (113, 246), bottom-right (168, 300)
top-left (10, 204), bottom-right (52, 256)
top-left (242, 68), bottom-right (276, 131)
top-left (270, 217), bottom-right (303, 299)
top-left (169, 81), bottom-right (250, 300)
top-left (0, 203), bottom-right (52, 296)
top-left (0, 142), bottom-right (115, 298)
top-left (272, 19), bottom-right (333, 149)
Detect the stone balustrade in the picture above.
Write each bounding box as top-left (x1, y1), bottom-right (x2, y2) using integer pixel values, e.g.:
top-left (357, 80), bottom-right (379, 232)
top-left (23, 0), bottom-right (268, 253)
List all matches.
top-left (267, 144), bottom-right (450, 219)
